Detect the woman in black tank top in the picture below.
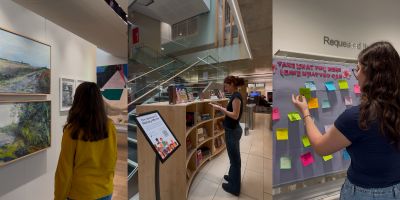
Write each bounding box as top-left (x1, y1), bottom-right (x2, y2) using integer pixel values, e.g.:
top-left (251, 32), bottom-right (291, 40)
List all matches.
top-left (209, 76), bottom-right (244, 196)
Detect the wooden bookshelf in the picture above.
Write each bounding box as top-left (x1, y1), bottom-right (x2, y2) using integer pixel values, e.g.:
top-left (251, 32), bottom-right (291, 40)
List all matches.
top-left (137, 99), bottom-right (228, 200)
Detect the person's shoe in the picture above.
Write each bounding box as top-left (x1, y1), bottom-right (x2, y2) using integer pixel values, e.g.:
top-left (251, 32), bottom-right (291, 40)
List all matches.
top-left (224, 175), bottom-right (230, 182)
top-left (222, 183), bottom-right (240, 196)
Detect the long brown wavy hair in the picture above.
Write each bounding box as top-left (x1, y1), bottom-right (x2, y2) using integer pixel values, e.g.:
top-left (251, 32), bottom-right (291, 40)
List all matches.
top-left (358, 41), bottom-right (400, 148)
top-left (224, 76), bottom-right (245, 87)
top-left (64, 82), bottom-right (109, 141)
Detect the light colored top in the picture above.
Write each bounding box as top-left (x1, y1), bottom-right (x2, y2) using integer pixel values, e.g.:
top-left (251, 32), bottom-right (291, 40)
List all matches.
top-left (54, 120), bottom-right (117, 200)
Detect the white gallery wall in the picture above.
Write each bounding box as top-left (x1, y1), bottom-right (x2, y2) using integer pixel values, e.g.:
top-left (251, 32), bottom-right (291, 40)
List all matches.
top-left (0, 1), bottom-right (97, 199)
top-left (273, 0), bottom-right (400, 59)
top-left (96, 48), bottom-right (127, 66)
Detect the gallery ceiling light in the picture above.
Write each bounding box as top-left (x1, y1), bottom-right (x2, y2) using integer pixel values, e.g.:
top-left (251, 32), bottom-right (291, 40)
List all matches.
top-left (230, 0), bottom-right (252, 59)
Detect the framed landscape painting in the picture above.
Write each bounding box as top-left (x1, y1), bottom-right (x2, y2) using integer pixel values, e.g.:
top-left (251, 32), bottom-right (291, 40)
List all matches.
top-left (60, 78), bottom-right (75, 111)
top-left (0, 101), bottom-right (51, 166)
top-left (0, 28), bottom-right (51, 94)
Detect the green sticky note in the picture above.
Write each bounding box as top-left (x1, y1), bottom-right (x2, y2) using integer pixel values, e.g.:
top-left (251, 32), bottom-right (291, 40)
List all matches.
top-left (276, 128), bottom-right (289, 140)
top-left (299, 88), bottom-right (311, 100)
top-left (322, 99), bottom-right (331, 109)
top-left (302, 135), bottom-right (311, 147)
top-left (338, 80), bottom-right (349, 90)
top-left (280, 157), bottom-right (292, 169)
top-left (288, 112), bottom-right (302, 122)
top-left (323, 154), bottom-right (333, 161)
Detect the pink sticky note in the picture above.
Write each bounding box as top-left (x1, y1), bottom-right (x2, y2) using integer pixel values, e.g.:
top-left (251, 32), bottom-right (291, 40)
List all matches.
top-left (300, 152), bottom-right (315, 167)
top-left (354, 84), bottom-right (360, 94)
top-left (272, 107), bottom-right (280, 120)
top-left (345, 96), bottom-right (353, 106)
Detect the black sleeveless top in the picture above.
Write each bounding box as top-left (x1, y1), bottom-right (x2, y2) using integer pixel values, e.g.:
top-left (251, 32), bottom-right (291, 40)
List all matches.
top-left (223, 92), bottom-right (243, 129)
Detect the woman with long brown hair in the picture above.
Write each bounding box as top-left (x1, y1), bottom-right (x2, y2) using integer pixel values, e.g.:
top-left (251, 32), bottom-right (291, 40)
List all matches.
top-left (210, 76), bottom-right (244, 196)
top-left (55, 82), bottom-right (117, 200)
top-left (292, 41), bottom-right (400, 199)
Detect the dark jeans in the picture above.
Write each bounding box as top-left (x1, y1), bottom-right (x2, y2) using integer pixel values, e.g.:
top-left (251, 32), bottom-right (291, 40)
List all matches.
top-left (67, 194), bottom-right (112, 200)
top-left (225, 125), bottom-right (243, 192)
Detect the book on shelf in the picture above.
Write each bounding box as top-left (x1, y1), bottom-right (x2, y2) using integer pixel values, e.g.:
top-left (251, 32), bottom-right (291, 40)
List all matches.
top-left (197, 127), bottom-right (206, 142)
top-left (196, 150), bottom-right (203, 166)
top-left (215, 110), bottom-right (224, 117)
top-left (200, 147), bottom-right (211, 157)
top-left (200, 113), bottom-right (211, 121)
top-left (198, 135), bottom-right (205, 142)
top-left (186, 138), bottom-right (193, 151)
top-left (186, 112), bottom-right (195, 127)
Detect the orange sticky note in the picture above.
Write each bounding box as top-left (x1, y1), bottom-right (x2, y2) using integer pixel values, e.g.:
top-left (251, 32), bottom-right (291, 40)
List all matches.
top-left (308, 98), bottom-right (319, 109)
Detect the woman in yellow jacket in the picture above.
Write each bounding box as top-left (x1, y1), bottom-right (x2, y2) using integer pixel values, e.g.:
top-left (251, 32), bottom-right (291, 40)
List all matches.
top-left (55, 82), bottom-right (117, 200)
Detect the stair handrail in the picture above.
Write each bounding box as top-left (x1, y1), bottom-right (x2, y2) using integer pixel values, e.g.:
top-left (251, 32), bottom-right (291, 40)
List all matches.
top-left (128, 55), bottom-right (214, 106)
top-left (127, 60), bottom-right (176, 83)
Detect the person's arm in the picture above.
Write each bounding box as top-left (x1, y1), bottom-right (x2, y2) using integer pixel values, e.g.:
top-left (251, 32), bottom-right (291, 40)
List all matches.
top-left (210, 98), bottom-right (241, 120)
top-left (54, 130), bottom-right (76, 200)
top-left (292, 94), bottom-right (351, 156)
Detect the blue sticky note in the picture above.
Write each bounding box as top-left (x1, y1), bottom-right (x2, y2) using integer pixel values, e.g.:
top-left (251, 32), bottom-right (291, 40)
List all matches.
top-left (322, 99), bottom-right (331, 108)
top-left (325, 81), bottom-right (336, 91)
top-left (305, 81), bottom-right (317, 91)
top-left (343, 150), bottom-right (350, 160)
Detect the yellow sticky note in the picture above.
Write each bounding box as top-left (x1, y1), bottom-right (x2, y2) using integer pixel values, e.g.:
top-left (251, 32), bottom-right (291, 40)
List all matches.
top-left (302, 135), bottom-right (311, 147)
top-left (338, 80), bottom-right (349, 90)
top-left (323, 154), bottom-right (333, 161)
top-left (308, 98), bottom-right (319, 109)
top-left (288, 112), bottom-right (302, 122)
top-left (276, 128), bottom-right (288, 140)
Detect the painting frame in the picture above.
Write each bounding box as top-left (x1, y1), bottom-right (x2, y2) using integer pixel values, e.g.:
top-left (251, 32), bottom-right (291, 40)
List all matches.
top-left (0, 100), bottom-right (51, 167)
top-left (0, 27), bottom-right (52, 96)
top-left (75, 79), bottom-right (86, 90)
top-left (60, 77), bottom-right (75, 112)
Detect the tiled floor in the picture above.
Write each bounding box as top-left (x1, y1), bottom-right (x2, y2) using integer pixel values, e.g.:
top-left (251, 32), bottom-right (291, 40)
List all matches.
top-left (112, 131), bottom-right (128, 200)
top-left (188, 113), bottom-right (273, 200)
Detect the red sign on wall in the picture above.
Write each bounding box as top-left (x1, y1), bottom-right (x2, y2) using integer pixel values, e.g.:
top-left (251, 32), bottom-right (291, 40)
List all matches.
top-left (132, 27), bottom-right (139, 44)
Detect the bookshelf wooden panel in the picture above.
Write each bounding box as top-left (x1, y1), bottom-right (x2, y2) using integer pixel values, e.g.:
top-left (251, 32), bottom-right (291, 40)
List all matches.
top-left (137, 99), bottom-right (228, 200)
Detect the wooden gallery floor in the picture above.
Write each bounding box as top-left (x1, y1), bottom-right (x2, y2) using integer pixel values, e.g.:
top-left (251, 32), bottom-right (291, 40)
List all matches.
top-left (112, 131), bottom-right (128, 200)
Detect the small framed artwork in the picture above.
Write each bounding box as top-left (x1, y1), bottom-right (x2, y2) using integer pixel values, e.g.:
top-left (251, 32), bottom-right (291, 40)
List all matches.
top-left (75, 80), bottom-right (86, 90)
top-left (60, 77), bottom-right (75, 111)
